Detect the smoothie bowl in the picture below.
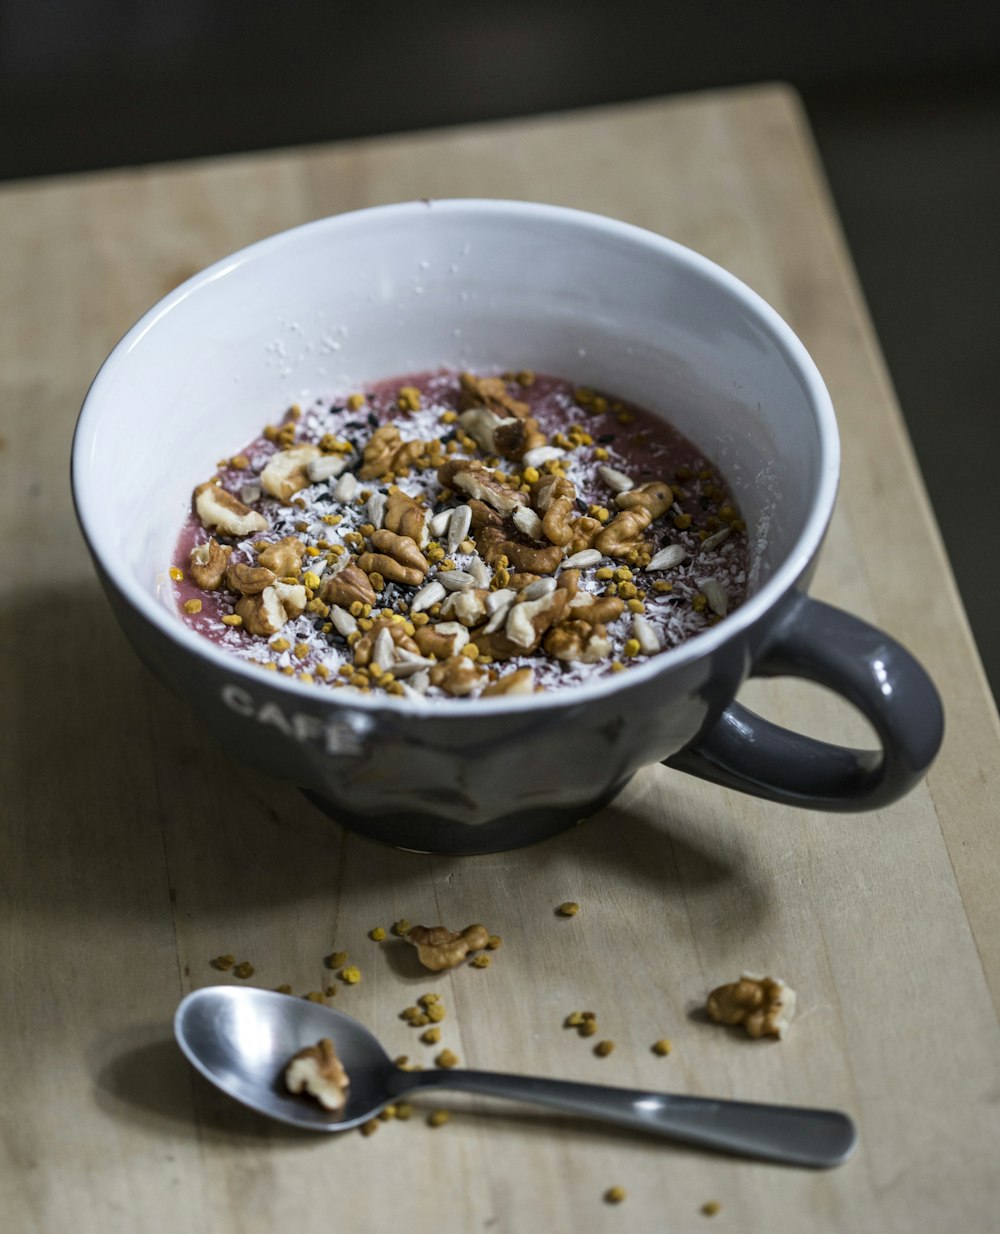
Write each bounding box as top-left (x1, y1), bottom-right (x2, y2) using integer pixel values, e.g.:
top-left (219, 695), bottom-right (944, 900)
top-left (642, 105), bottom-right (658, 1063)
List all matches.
top-left (72, 200), bottom-right (943, 853)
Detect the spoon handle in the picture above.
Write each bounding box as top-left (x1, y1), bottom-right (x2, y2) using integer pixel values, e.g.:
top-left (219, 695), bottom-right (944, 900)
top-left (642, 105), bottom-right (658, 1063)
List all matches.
top-left (401, 1069), bottom-right (856, 1167)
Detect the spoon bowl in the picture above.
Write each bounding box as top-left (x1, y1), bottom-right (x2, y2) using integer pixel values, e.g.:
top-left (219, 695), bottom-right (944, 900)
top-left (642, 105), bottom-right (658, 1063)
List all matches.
top-left (175, 986), bottom-right (858, 1167)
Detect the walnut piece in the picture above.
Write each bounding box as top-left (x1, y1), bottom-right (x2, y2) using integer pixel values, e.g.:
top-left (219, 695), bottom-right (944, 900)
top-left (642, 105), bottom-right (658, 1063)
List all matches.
top-left (705, 974), bottom-right (797, 1039)
top-left (406, 923), bottom-right (491, 971)
top-left (544, 619), bottom-right (611, 663)
top-left (481, 667), bottom-right (535, 696)
top-left (235, 583), bottom-right (306, 637)
top-left (458, 371), bottom-right (530, 419)
top-left (226, 561), bottom-right (277, 595)
top-left (384, 489), bottom-right (428, 545)
top-left (438, 459), bottom-right (527, 517)
top-left (321, 560), bottom-right (377, 608)
top-left (285, 1037), bottom-right (350, 1112)
top-left (188, 538), bottom-right (232, 590)
top-left (257, 535), bottom-right (306, 577)
top-left (260, 444), bottom-right (323, 502)
top-left (358, 426), bottom-right (428, 480)
top-left (193, 481), bottom-right (269, 538)
top-left (428, 654), bottom-right (485, 697)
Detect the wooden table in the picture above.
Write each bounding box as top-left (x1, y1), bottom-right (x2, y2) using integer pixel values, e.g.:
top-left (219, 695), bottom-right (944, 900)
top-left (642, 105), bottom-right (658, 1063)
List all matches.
top-left (3, 84), bottom-right (998, 1234)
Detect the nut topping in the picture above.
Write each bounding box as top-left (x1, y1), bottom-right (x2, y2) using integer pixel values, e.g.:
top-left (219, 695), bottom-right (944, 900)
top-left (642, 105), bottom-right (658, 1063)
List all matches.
top-left (285, 1037), bottom-right (350, 1111)
top-left (261, 444), bottom-right (323, 502)
top-left (188, 538), bottom-right (232, 590)
top-left (193, 481), bottom-right (269, 538)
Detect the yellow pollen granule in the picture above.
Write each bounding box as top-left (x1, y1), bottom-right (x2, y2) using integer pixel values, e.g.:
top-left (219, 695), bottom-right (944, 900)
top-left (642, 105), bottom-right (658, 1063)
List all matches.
top-left (275, 984), bottom-right (293, 995)
top-left (594, 1040), bottom-right (615, 1057)
top-left (420, 1027), bottom-right (442, 1045)
top-left (426, 1002), bottom-right (445, 1023)
top-left (435, 1049), bottom-right (459, 1069)
top-left (233, 961), bottom-right (254, 979)
top-left (183, 599), bottom-right (202, 614)
top-left (369, 927), bottom-right (387, 941)
top-left (327, 950), bottom-right (349, 968)
top-left (303, 571), bottom-right (321, 590)
top-left (359, 1119), bottom-right (379, 1137)
top-left (213, 954), bottom-right (235, 971)
top-left (486, 935), bottom-right (502, 949)
top-left (270, 637), bottom-right (290, 652)
top-left (427, 1109), bottom-right (450, 1127)
top-left (221, 614), bottom-right (243, 627)
top-left (604, 1187), bottom-right (626, 1204)
top-left (470, 954), bottom-right (491, 968)
top-left (417, 992), bottom-right (441, 1007)
top-left (395, 1102), bottom-right (413, 1120)
top-left (169, 566), bottom-right (184, 581)
top-left (347, 392), bottom-right (366, 410)
top-left (557, 901), bottom-right (580, 916)
top-left (623, 638), bottom-right (641, 657)
top-left (391, 918), bottom-right (411, 936)
top-left (340, 965), bottom-right (362, 984)
top-left (652, 1038), bottom-right (672, 1056)
top-left (701, 1201), bottom-right (722, 1217)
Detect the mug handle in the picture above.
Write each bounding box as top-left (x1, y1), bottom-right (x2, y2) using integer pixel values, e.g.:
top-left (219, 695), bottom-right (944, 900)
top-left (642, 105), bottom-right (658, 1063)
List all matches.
top-left (664, 594), bottom-right (944, 811)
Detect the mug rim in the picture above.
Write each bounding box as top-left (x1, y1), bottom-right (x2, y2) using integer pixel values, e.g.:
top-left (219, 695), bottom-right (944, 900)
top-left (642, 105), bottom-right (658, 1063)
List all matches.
top-left (72, 197), bottom-right (841, 717)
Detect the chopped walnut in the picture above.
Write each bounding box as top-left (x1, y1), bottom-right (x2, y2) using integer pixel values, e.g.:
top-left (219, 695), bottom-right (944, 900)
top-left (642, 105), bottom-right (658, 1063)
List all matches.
top-left (481, 667), bottom-right (535, 696)
top-left (594, 507), bottom-right (652, 558)
top-left (285, 1037), bottom-right (350, 1112)
top-left (474, 588), bottom-right (570, 660)
top-left (193, 481), bottom-right (269, 538)
top-left (383, 488), bottom-right (429, 545)
top-left (615, 480), bottom-right (675, 518)
top-left (261, 444), bottom-right (323, 502)
top-left (320, 560), bottom-right (377, 608)
top-left (414, 620), bottom-right (470, 659)
top-left (458, 370), bottom-right (530, 419)
top-left (438, 459), bottom-right (528, 517)
top-left (428, 654), bottom-right (485, 697)
top-left (493, 414), bottom-right (547, 459)
top-left (705, 974), bottom-right (797, 1039)
top-left (226, 561), bottom-right (277, 595)
top-left (358, 425), bottom-right (428, 480)
top-left (257, 535), bottom-right (306, 577)
top-left (544, 619), bottom-right (611, 663)
top-left (475, 524), bottom-right (564, 575)
top-left (188, 538), bottom-right (232, 590)
top-left (351, 617), bottom-right (421, 668)
top-left (358, 529), bottom-right (429, 585)
top-left (406, 923), bottom-right (491, 970)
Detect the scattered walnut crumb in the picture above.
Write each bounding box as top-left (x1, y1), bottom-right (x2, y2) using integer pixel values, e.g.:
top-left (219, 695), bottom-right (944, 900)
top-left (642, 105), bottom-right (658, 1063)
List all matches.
top-left (213, 953), bottom-right (235, 971)
top-left (406, 923), bottom-right (491, 971)
top-left (427, 1109), bottom-right (451, 1128)
top-left (706, 974), bottom-right (796, 1039)
top-left (556, 902), bottom-right (580, 917)
top-left (701, 1200), bottom-right (722, 1217)
top-left (435, 1049), bottom-right (460, 1069)
top-left (233, 961), bottom-right (254, 979)
top-left (604, 1187), bottom-right (626, 1204)
top-left (594, 1040), bottom-right (615, 1057)
top-left (652, 1038), bottom-right (672, 1056)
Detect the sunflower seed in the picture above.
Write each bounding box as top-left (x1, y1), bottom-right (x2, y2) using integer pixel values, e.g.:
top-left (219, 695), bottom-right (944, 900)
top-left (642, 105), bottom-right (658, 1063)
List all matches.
top-left (645, 545), bottom-right (686, 571)
top-left (562, 548), bottom-right (603, 569)
top-left (437, 570), bottom-right (476, 591)
top-left (445, 503), bottom-right (472, 553)
top-left (333, 472), bottom-right (358, 503)
top-left (467, 555), bottom-right (491, 587)
top-left (597, 464), bottom-right (634, 493)
top-left (411, 580), bottom-right (446, 612)
top-left (632, 613), bottom-right (662, 654)
top-left (366, 492), bottom-right (387, 528)
top-left (699, 578), bottom-right (729, 616)
top-left (520, 577), bottom-right (557, 600)
top-left (700, 526), bottom-right (732, 552)
top-left (522, 445), bottom-right (566, 468)
top-left (329, 605), bottom-right (358, 636)
top-left (512, 506), bottom-right (544, 539)
top-left (372, 626), bottom-right (396, 671)
top-left (429, 509), bottom-right (453, 537)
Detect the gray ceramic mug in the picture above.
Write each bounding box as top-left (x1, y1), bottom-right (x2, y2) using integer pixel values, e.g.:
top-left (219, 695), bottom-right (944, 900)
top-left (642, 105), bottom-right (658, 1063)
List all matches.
top-left (72, 201), bottom-right (943, 853)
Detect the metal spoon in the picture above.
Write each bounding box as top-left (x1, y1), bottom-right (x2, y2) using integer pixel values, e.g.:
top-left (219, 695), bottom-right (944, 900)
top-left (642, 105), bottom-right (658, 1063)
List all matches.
top-left (174, 986), bottom-right (857, 1168)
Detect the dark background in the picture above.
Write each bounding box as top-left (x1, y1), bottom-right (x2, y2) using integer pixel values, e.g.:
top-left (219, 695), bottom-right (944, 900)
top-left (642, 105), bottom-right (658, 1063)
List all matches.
top-left (4, 0), bottom-right (998, 696)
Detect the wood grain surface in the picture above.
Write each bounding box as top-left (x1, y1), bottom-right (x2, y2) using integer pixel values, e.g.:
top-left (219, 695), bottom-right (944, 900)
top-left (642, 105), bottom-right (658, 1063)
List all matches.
top-left (2, 84), bottom-right (998, 1234)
